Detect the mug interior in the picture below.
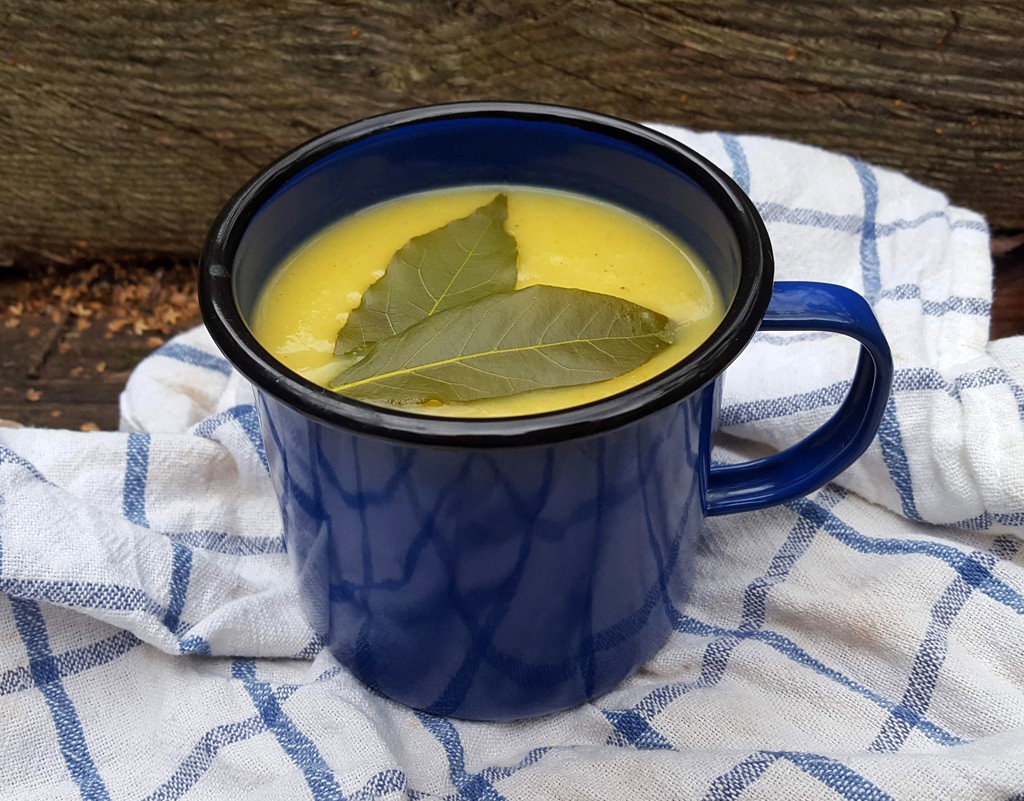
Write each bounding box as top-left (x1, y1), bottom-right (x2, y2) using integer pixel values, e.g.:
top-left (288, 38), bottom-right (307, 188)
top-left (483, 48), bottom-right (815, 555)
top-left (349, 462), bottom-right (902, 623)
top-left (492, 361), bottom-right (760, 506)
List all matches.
top-left (234, 115), bottom-right (742, 320)
top-left (202, 104), bottom-right (772, 445)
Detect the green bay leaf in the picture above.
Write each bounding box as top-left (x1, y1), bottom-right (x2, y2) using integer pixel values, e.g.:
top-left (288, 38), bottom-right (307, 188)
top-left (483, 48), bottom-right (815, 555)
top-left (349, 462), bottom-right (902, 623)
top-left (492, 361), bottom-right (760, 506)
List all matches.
top-left (331, 285), bottom-right (674, 405)
top-left (334, 194), bottom-right (517, 357)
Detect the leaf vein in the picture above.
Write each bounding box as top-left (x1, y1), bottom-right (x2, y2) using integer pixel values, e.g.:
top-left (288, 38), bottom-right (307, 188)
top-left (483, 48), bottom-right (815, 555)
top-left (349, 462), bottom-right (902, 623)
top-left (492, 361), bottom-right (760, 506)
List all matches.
top-left (335, 333), bottom-right (658, 392)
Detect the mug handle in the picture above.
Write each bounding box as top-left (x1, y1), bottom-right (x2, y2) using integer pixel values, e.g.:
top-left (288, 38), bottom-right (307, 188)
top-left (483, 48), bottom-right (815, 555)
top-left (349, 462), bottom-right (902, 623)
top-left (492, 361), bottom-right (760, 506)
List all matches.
top-left (705, 281), bottom-right (894, 516)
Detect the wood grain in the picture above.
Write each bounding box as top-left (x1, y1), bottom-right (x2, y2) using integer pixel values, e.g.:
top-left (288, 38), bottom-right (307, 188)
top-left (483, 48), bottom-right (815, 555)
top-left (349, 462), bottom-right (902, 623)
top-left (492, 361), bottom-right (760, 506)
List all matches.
top-left (1, 0), bottom-right (1022, 262)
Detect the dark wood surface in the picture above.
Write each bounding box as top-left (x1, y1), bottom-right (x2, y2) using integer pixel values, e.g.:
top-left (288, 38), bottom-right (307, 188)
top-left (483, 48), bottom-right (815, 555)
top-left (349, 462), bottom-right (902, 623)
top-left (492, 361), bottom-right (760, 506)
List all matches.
top-left (2, 0), bottom-right (1023, 263)
top-left (992, 234), bottom-right (1024, 340)
top-left (2, 241), bottom-right (1022, 432)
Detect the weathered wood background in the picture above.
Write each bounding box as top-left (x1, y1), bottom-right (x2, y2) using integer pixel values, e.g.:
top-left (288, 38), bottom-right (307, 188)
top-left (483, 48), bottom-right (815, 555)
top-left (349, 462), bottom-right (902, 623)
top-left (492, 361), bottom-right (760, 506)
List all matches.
top-left (1, 0), bottom-right (1022, 263)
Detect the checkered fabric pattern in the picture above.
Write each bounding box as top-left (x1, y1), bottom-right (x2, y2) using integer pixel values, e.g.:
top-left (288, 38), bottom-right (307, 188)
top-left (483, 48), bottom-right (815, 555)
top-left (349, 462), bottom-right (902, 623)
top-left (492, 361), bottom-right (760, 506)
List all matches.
top-left (1, 126), bottom-right (1022, 800)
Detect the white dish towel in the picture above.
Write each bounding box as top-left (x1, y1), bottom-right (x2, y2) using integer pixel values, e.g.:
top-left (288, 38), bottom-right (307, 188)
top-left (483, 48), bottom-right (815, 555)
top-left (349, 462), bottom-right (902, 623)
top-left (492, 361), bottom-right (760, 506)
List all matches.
top-left (2, 125), bottom-right (1023, 800)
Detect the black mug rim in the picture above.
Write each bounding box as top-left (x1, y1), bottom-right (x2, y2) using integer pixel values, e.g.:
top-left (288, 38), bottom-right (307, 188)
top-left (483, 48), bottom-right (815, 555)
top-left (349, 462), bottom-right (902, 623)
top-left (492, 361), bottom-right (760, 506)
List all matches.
top-left (199, 101), bottom-right (774, 448)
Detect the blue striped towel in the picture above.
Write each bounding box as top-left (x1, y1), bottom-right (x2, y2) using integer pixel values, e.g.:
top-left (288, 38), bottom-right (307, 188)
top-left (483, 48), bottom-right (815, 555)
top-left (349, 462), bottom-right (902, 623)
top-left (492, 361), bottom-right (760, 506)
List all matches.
top-left (2, 126), bottom-right (1023, 800)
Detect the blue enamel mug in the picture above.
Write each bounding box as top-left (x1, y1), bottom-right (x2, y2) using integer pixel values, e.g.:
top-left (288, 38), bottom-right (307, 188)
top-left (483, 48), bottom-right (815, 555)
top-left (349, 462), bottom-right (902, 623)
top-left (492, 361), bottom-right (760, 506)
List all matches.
top-left (200, 102), bottom-right (893, 720)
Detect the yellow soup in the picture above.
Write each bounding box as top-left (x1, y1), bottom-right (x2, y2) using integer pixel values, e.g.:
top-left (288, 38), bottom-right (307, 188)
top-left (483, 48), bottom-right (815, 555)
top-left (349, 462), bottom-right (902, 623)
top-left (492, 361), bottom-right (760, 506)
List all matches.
top-left (251, 186), bottom-right (725, 417)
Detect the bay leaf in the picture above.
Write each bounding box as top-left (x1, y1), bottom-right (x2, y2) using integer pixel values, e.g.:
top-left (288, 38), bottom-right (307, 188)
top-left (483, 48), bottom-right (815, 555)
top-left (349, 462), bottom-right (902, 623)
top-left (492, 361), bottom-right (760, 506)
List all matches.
top-left (334, 194), bottom-right (517, 357)
top-left (331, 285), bottom-right (674, 405)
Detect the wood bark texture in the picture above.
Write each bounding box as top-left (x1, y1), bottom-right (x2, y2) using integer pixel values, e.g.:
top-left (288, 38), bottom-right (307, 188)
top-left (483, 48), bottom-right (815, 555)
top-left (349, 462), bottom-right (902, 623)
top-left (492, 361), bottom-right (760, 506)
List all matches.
top-left (1, 0), bottom-right (1022, 260)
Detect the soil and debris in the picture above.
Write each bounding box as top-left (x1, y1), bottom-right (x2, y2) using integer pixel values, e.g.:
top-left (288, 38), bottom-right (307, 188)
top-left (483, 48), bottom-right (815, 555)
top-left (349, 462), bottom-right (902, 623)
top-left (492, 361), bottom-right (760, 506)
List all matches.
top-left (0, 256), bottom-right (201, 430)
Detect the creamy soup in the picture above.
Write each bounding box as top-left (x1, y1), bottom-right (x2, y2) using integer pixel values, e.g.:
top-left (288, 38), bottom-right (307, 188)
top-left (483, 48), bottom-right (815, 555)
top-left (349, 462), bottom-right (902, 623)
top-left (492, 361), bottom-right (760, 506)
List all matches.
top-left (251, 186), bottom-right (725, 417)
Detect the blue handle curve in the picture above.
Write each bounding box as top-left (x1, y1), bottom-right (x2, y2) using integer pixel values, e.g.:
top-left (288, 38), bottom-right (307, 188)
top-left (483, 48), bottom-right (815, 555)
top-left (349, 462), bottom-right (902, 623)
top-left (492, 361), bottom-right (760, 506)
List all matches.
top-left (705, 281), bottom-right (894, 516)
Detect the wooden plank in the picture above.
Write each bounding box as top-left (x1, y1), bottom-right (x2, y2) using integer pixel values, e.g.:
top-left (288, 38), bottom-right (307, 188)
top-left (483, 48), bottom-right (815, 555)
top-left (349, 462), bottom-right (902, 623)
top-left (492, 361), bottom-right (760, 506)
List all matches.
top-left (1, 0), bottom-right (1022, 263)
top-left (2, 242), bottom-right (1022, 432)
